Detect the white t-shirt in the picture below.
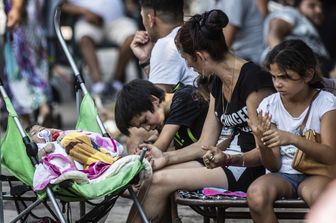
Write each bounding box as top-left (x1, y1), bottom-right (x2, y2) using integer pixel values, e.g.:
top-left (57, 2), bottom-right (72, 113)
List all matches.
top-left (149, 27), bottom-right (198, 86)
top-left (258, 91), bottom-right (336, 174)
top-left (69, 0), bottom-right (124, 23)
top-left (263, 6), bottom-right (329, 60)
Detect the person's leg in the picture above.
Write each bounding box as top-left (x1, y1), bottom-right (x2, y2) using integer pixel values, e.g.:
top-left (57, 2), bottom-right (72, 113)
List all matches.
top-left (247, 173), bottom-right (295, 223)
top-left (74, 20), bottom-right (104, 92)
top-left (298, 175), bottom-right (331, 206)
top-left (112, 34), bottom-right (134, 83)
top-left (106, 18), bottom-right (137, 87)
top-left (79, 36), bottom-right (102, 83)
top-left (127, 163), bottom-right (228, 223)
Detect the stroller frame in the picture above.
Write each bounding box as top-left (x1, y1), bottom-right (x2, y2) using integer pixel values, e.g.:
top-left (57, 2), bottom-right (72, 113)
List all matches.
top-left (0, 77), bottom-right (67, 223)
top-left (53, 1), bottom-right (149, 221)
top-left (0, 2), bottom-right (150, 222)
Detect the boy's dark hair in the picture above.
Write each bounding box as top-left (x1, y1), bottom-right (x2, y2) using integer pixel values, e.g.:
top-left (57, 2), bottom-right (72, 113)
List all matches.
top-left (115, 79), bottom-right (165, 136)
top-left (175, 9), bottom-right (229, 62)
top-left (139, 0), bottom-right (184, 23)
top-left (264, 39), bottom-right (323, 88)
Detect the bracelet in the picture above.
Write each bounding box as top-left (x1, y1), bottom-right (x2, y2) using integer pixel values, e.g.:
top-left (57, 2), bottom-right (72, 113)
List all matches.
top-left (139, 59), bottom-right (150, 68)
top-left (235, 153), bottom-right (245, 167)
top-left (225, 153), bottom-right (232, 166)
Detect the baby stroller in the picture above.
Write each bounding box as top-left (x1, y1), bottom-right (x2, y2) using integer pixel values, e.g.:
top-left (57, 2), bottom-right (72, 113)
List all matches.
top-left (0, 4), bottom-right (150, 223)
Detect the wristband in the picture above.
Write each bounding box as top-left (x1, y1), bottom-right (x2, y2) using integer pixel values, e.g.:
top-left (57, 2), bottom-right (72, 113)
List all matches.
top-left (139, 60), bottom-right (150, 68)
top-left (225, 153), bottom-right (232, 166)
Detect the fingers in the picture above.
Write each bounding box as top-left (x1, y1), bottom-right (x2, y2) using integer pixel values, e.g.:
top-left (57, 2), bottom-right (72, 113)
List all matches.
top-left (132, 31), bottom-right (150, 45)
top-left (202, 149), bottom-right (217, 169)
top-left (261, 130), bottom-right (279, 147)
top-left (138, 143), bottom-right (152, 150)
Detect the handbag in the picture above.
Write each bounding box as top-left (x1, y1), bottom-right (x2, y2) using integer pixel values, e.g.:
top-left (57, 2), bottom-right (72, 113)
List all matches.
top-left (292, 91), bottom-right (336, 178)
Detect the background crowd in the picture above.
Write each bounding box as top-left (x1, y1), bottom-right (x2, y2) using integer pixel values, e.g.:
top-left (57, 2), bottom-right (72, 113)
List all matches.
top-left (1, 0), bottom-right (336, 222)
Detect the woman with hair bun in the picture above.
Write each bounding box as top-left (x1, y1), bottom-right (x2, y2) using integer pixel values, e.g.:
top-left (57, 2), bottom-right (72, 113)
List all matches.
top-left (128, 10), bottom-right (275, 223)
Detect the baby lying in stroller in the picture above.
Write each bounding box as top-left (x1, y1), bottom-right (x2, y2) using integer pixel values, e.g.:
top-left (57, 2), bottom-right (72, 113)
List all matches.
top-left (27, 125), bottom-right (151, 191)
top-left (28, 124), bottom-right (124, 169)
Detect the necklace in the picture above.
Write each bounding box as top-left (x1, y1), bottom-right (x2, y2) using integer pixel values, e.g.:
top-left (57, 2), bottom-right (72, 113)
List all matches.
top-left (222, 58), bottom-right (237, 115)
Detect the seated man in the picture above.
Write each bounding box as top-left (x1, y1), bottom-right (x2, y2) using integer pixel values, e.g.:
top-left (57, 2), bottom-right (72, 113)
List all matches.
top-left (62, 0), bottom-right (138, 96)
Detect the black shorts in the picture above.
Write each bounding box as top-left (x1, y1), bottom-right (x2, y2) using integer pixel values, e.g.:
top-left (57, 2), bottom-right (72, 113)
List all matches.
top-left (196, 158), bottom-right (265, 192)
top-left (222, 166), bottom-right (265, 192)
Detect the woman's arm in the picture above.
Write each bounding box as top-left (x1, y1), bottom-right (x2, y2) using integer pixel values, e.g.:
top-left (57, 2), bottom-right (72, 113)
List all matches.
top-left (161, 95), bottom-right (221, 166)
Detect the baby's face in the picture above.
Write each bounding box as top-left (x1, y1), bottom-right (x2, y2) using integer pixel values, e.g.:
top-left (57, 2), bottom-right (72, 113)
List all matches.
top-left (29, 125), bottom-right (50, 143)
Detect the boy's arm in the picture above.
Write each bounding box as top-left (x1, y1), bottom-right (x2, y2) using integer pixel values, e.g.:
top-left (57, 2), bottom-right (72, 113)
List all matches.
top-left (153, 124), bottom-right (179, 152)
top-left (162, 95), bottom-right (221, 166)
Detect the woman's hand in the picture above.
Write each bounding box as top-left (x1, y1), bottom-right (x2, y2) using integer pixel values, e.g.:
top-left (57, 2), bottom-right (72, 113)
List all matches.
top-left (202, 145), bottom-right (229, 169)
top-left (138, 144), bottom-right (167, 171)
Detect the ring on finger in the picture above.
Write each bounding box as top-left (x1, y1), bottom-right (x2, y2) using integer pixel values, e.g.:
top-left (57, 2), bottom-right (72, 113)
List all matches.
top-left (209, 154), bottom-right (215, 161)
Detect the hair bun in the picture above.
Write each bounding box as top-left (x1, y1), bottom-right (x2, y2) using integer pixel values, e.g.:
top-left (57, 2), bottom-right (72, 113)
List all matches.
top-left (204, 10), bottom-right (229, 29)
top-left (200, 10), bottom-right (228, 40)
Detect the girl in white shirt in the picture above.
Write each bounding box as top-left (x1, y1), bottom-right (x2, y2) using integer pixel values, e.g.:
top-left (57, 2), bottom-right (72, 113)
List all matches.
top-left (247, 39), bottom-right (336, 223)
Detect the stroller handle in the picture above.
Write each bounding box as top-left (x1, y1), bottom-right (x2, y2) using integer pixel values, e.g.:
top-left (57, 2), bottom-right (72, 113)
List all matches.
top-left (53, 4), bottom-right (88, 95)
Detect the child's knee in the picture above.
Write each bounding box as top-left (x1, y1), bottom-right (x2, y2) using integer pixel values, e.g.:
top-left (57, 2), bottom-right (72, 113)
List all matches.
top-left (247, 184), bottom-right (273, 211)
top-left (152, 170), bottom-right (169, 186)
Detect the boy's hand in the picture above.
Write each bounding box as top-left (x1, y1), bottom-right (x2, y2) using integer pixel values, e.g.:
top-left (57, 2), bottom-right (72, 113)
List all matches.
top-left (138, 144), bottom-right (167, 170)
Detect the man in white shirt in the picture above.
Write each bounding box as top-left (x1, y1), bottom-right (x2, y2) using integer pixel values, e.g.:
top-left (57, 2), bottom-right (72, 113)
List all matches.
top-left (130, 0), bottom-right (197, 93)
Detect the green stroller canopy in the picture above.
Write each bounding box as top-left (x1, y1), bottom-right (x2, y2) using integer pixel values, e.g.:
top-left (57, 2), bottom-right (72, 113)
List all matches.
top-left (1, 94), bottom-right (144, 201)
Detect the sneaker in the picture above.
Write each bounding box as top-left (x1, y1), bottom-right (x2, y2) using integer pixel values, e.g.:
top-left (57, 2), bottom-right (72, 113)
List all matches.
top-left (91, 82), bottom-right (106, 96)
